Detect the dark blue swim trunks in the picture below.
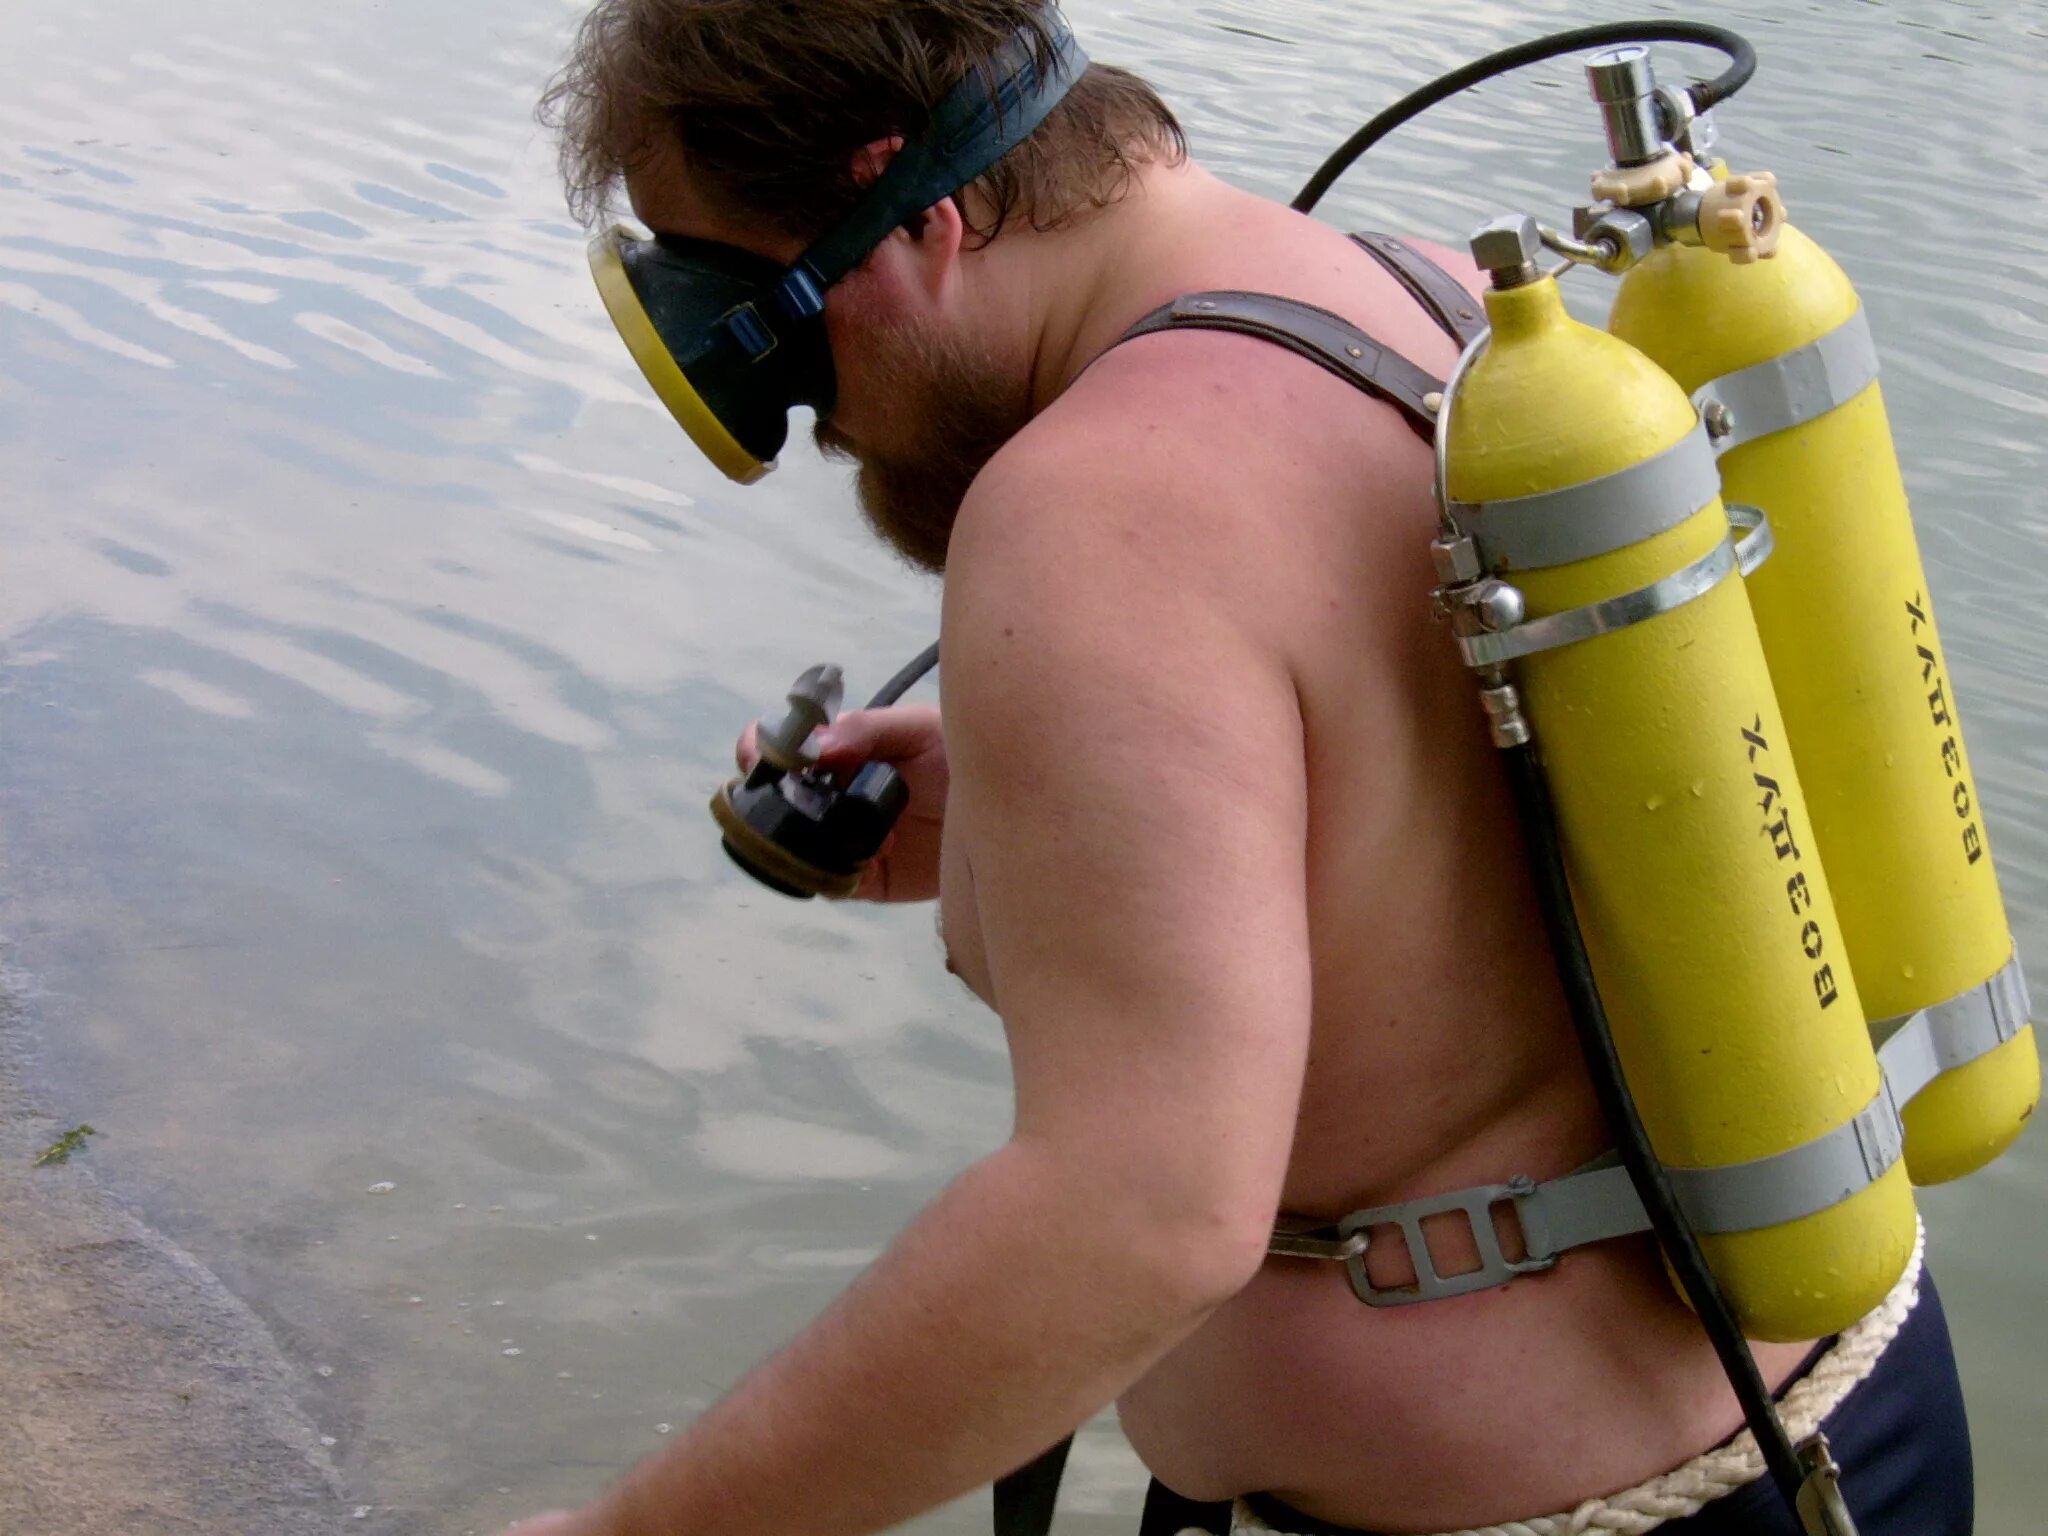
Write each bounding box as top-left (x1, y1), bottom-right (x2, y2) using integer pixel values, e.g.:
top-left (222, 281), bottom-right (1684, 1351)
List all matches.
top-left (1139, 1269), bottom-right (1972, 1536)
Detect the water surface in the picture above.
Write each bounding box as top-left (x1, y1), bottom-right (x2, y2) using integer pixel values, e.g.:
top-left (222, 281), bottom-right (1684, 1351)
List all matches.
top-left (1, 1), bottom-right (2043, 1530)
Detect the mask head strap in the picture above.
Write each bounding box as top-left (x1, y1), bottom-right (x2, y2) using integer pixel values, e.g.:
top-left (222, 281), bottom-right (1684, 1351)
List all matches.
top-left (722, 11), bottom-right (1089, 354)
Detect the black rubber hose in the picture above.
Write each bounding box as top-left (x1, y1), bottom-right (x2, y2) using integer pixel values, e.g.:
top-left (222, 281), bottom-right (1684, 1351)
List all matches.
top-left (1502, 740), bottom-right (1807, 1508)
top-left (1292, 20), bottom-right (1757, 214)
top-left (865, 640), bottom-right (941, 709)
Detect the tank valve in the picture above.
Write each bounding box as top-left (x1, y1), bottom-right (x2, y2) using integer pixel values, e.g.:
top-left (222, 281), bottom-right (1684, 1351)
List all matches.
top-left (1469, 214), bottom-right (1544, 290)
top-left (1584, 45), bottom-right (1695, 208)
top-left (1696, 172), bottom-right (1784, 263)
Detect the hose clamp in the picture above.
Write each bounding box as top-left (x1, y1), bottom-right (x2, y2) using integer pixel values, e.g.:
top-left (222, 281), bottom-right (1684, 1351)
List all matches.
top-left (1448, 503), bottom-right (1772, 670)
top-left (1694, 308), bottom-right (1881, 455)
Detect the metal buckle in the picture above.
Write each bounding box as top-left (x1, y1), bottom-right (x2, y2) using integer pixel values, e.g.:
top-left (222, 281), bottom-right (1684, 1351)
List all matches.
top-left (1336, 1177), bottom-right (1558, 1307)
top-left (723, 301), bottom-right (779, 361)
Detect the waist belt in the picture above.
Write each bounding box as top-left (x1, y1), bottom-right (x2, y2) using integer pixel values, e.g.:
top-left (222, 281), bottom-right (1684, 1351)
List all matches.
top-left (1271, 950), bottom-right (2029, 1306)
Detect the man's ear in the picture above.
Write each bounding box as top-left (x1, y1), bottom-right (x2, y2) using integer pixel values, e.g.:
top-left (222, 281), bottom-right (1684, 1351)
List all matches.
top-left (849, 136), bottom-right (904, 191)
top-left (849, 136), bottom-right (967, 303)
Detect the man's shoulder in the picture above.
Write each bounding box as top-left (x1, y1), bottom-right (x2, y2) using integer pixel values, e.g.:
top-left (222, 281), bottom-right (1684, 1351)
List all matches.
top-left (937, 393), bottom-right (1312, 848)
top-left (938, 393), bottom-right (1304, 725)
top-left (948, 313), bottom-right (1433, 631)
top-left (947, 392), bottom-right (1286, 634)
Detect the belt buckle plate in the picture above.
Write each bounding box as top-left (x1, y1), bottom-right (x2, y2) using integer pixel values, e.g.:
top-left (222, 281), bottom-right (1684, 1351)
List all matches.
top-left (1338, 1178), bottom-right (1557, 1307)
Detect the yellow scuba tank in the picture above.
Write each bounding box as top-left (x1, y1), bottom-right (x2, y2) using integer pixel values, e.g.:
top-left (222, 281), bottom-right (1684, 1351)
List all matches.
top-left (1442, 223), bottom-right (1917, 1342)
top-left (1610, 200), bottom-right (2040, 1187)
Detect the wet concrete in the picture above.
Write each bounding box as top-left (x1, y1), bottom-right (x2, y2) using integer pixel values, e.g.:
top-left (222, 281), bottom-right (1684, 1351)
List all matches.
top-left (0, 1003), bottom-right (349, 1536)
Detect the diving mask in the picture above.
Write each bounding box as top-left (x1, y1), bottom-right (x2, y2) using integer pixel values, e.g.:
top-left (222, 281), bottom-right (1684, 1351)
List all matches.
top-left (586, 12), bottom-right (1089, 483)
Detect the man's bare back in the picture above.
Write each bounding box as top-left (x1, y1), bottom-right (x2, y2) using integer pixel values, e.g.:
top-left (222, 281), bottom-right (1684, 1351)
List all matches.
top-left (933, 171), bottom-right (1815, 1531)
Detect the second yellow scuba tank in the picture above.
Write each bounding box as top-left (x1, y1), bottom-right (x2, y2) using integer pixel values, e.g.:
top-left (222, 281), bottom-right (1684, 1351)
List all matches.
top-left (1610, 202), bottom-right (2040, 1188)
top-left (1441, 234), bottom-right (1918, 1342)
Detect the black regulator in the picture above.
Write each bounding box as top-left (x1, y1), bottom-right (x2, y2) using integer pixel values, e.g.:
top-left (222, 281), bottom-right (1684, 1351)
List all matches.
top-left (709, 644), bottom-right (937, 899)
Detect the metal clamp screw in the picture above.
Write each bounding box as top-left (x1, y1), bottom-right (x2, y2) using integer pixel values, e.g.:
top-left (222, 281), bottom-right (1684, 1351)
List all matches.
top-left (1469, 579), bottom-right (1526, 633)
top-left (1703, 400), bottom-right (1735, 441)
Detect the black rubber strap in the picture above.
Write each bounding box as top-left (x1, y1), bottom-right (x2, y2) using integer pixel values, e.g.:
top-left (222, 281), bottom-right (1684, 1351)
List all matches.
top-left (994, 1435), bottom-right (1073, 1536)
top-left (1115, 291), bottom-right (1444, 440)
top-left (1140, 1478), bottom-right (1234, 1536)
top-left (1349, 231), bottom-right (1486, 347)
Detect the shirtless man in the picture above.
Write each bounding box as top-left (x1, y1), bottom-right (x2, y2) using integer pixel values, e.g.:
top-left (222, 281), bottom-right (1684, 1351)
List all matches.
top-left (511, 5), bottom-right (1969, 1533)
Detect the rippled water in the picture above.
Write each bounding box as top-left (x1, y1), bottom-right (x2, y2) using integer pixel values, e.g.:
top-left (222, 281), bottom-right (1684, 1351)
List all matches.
top-left (1, 1), bottom-right (2042, 1531)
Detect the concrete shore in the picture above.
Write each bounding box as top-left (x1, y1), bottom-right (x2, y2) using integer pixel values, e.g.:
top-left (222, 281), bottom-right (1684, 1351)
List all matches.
top-left (0, 1007), bottom-right (351, 1535)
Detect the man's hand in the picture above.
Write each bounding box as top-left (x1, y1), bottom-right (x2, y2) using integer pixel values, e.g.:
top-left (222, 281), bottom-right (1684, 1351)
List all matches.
top-left (736, 703), bottom-right (948, 901)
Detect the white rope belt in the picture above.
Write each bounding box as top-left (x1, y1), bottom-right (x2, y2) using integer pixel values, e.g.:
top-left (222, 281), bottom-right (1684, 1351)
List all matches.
top-left (1230, 1220), bottom-right (1924, 1536)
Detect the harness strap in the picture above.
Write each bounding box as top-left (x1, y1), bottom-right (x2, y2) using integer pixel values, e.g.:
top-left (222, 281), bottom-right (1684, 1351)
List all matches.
top-left (1116, 291), bottom-right (1446, 441)
top-left (1348, 231), bottom-right (1486, 347)
top-left (1105, 234), bottom-right (1480, 443)
top-left (1276, 950), bottom-right (2029, 1308)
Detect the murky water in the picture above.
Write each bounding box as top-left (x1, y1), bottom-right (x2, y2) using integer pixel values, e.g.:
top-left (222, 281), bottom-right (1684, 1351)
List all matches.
top-left (1, 0), bottom-right (2042, 1531)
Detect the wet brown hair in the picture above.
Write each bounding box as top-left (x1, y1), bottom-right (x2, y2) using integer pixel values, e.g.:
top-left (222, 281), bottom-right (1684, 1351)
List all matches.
top-left (539, 1), bottom-right (1185, 242)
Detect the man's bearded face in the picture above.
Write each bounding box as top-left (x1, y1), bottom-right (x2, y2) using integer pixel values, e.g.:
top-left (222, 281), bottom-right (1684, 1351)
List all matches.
top-left (813, 318), bottom-right (1028, 574)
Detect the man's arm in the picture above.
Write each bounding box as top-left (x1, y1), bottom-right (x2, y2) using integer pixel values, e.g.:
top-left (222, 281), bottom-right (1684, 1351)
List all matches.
top-left (579, 440), bottom-right (1315, 1536)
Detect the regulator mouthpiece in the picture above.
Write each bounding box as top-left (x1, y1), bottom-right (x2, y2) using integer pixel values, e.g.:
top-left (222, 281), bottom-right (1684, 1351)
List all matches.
top-left (755, 664), bottom-right (844, 773)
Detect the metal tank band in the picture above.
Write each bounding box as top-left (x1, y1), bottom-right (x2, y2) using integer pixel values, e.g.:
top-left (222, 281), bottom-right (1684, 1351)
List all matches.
top-left (1693, 307), bottom-right (1882, 456)
top-left (1432, 321), bottom-right (1775, 670)
top-left (1876, 949), bottom-right (2032, 1107)
top-left (1445, 418), bottom-right (1721, 570)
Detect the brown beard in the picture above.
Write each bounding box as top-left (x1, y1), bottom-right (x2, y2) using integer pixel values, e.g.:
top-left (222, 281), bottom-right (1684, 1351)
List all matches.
top-left (813, 322), bottom-right (1029, 574)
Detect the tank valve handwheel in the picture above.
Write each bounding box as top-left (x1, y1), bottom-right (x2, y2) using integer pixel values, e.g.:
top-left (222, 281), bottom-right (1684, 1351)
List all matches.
top-left (1698, 172), bottom-right (1784, 263)
top-left (1590, 150), bottom-right (1694, 209)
